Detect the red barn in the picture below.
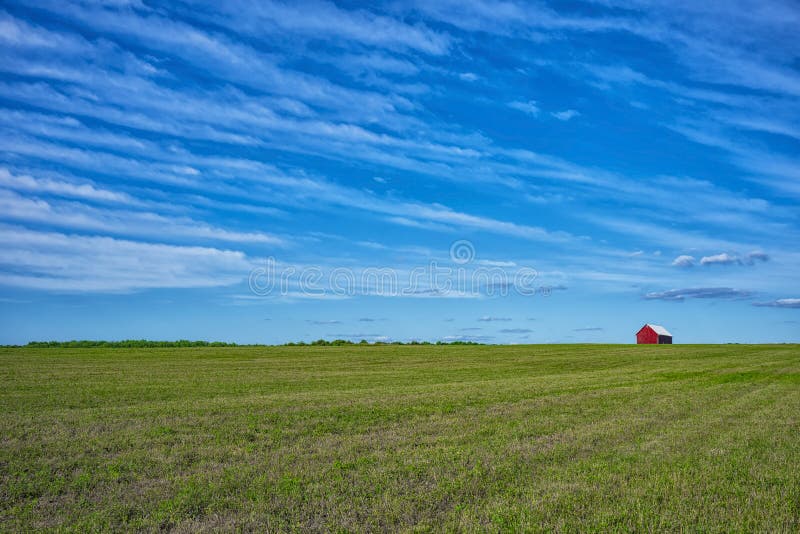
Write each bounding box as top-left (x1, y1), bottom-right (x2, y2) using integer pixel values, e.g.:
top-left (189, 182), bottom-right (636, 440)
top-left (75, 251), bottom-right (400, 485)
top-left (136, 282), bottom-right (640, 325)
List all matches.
top-left (636, 324), bottom-right (672, 344)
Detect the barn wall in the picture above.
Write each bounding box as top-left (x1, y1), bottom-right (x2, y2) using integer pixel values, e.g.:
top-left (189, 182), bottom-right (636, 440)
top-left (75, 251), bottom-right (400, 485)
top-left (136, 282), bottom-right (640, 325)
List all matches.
top-left (636, 327), bottom-right (658, 344)
top-left (658, 335), bottom-right (672, 344)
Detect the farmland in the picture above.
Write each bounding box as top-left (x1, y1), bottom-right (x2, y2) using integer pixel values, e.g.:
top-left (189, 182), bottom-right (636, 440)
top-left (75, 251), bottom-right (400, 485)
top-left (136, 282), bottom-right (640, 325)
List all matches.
top-left (1, 344), bottom-right (799, 531)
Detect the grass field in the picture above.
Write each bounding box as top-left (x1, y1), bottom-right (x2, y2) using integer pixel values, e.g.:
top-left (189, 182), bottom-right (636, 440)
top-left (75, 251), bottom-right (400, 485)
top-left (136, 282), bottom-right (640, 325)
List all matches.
top-left (1, 344), bottom-right (799, 531)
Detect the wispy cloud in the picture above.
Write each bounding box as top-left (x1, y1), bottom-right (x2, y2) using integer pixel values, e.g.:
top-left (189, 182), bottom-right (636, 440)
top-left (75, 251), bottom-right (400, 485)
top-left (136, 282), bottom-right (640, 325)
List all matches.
top-left (700, 253), bottom-right (740, 266)
top-left (551, 109), bottom-right (579, 121)
top-left (644, 287), bottom-right (753, 301)
top-left (477, 259), bottom-right (517, 267)
top-left (0, 167), bottom-right (133, 204)
top-left (672, 255), bottom-right (695, 267)
top-left (203, 0), bottom-right (452, 55)
top-left (0, 224), bottom-right (252, 292)
top-left (478, 316), bottom-right (513, 322)
top-left (699, 251), bottom-right (770, 266)
top-left (508, 100), bottom-right (540, 116)
top-left (668, 122), bottom-right (800, 198)
top-left (0, 187), bottom-right (284, 245)
top-left (753, 298), bottom-right (800, 309)
top-left (15, 2), bottom-right (407, 118)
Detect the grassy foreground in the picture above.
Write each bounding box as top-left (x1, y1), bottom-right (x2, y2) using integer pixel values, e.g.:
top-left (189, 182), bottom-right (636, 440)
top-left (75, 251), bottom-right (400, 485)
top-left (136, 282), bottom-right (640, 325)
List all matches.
top-left (1, 344), bottom-right (799, 532)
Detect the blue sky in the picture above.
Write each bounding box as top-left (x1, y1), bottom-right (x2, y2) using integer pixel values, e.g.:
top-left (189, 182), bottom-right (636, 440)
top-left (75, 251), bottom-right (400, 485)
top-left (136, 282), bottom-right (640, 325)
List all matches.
top-left (1, 0), bottom-right (799, 344)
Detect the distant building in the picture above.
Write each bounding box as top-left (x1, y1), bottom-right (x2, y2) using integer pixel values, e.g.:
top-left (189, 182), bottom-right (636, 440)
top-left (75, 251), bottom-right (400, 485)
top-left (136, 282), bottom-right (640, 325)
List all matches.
top-left (636, 324), bottom-right (672, 344)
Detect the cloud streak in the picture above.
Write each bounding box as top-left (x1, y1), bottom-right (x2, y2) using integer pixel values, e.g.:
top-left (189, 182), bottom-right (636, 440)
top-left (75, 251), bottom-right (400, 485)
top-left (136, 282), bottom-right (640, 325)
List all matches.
top-left (672, 255), bottom-right (695, 267)
top-left (753, 298), bottom-right (800, 309)
top-left (700, 253), bottom-right (740, 266)
top-left (644, 287), bottom-right (753, 301)
top-left (0, 225), bottom-right (252, 292)
top-left (508, 100), bottom-right (540, 116)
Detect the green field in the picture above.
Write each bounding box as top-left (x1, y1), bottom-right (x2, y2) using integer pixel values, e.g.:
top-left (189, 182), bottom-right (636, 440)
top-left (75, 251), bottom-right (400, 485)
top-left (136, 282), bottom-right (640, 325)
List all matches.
top-left (1, 344), bottom-right (799, 531)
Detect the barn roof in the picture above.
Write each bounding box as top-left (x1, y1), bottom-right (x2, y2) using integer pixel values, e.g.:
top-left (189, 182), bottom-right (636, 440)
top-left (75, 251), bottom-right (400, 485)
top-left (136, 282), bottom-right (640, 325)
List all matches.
top-left (646, 324), bottom-right (672, 336)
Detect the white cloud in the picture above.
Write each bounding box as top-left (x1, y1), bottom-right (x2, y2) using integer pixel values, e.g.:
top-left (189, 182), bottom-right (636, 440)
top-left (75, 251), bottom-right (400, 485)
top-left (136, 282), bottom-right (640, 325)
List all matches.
top-left (753, 298), bottom-right (800, 308)
top-left (690, 251), bottom-right (769, 267)
top-left (415, 0), bottom-right (800, 99)
top-left (0, 225), bottom-right (252, 292)
top-left (714, 114), bottom-right (800, 143)
top-left (0, 188), bottom-right (284, 245)
top-left (4, 4), bottom-right (406, 122)
top-left (700, 252), bottom-right (740, 265)
top-left (668, 123), bottom-right (800, 198)
top-left (1, 130), bottom-right (577, 244)
top-left (644, 287), bottom-right (753, 301)
top-left (508, 100), bottom-right (540, 116)
top-left (383, 216), bottom-right (453, 233)
top-left (589, 215), bottom-right (752, 251)
top-left (672, 254), bottom-right (695, 267)
top-left (551, 109), bottom-right (580, 121)
top-left (477, 259), bottom-right (517, 267)
top-left (0, 167), bottom-right (132, 204)
top-left (194, 0), bottom-right (451, 55)
top-left (5, 15), bottom-right (787, 257)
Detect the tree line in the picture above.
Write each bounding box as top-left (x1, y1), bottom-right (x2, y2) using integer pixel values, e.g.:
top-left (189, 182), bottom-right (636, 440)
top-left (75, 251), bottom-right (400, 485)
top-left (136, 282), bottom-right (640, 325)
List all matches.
top-left (12, 339), bottom-right (483, 348)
